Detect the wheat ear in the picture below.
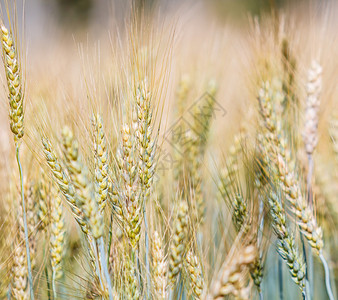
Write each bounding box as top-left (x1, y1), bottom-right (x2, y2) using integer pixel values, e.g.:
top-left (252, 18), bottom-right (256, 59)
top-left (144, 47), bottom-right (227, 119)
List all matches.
top-left (168, 201), bottom-right (189, 287)
top-left (61, 127), bottom-right (113, 299)
top-left (1, 25), bottom-right (24, 141)
top-left (1, 24), bottom-right (34, 300)
top-left (50, 187), bottom-right (65, 299)
top-left (26, 184), bottom-right (37, 270)
top-left (116, 123), bottom-right (142, 248)
top-left (37, 173), bottom-right (50, 231)
top-left (42, 136), bottom-right (88, 234)
top-left (207, 245), bottom-right (257, 300)
top-left (268, 191), bottom-right (306, 292)
top-left (12, 203), bottom-right (29, 300)
top-left (185, 249), bottom-right (204, 299)
top-left (303, 61), bottom-right (321, 157)
top-left (93, 114), bottom-right (109, 211)
top-left (61, 126), bottom-right (103, 239)
top-left (135, 80), bottom-right (157, 297)
top-left (152, 231), bottom-right (167, 299)
top-left (302, 62), bottom-right (335, 300)
top-left (258, 82), bottom-right (324, 253)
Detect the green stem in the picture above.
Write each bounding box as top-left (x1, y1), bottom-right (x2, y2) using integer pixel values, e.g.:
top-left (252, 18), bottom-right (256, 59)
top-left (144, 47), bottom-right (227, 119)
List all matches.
top-left (308, 251), bottom-right (313, 299)
top-left (91, 240), bottom-right (104, 293)
top-left (306, 153), bottom-right (314, 298)
top-left (52, 270), bottom-right (57, 300)
top-left (278, 257), bottom-right (283, 300)
top-left (107, 214), bottom-right (113, 268)
top-left (143, 204), bottom-right (150, 299)
top-left (45, 266), bottom-right (52, 300)
top-left (300, 234), bottom-right (311, 300)
top-left (98, 237), bottom-right (114, 300)
top-left (7, 283), bottom-right (11, 299)
top-left (319, 252), bottom-right (335, 300)
top-left (16, 145), bottom-right (34, 300)
top-left (176, 273), bottom-right (184, 300)
top-left (259, 291), bottom-right (263, 300)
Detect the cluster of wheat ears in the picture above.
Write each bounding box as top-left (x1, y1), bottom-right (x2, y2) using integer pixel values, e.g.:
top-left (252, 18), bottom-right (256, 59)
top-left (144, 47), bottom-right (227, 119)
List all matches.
top-left (0, 2), bottom-right (337, 300)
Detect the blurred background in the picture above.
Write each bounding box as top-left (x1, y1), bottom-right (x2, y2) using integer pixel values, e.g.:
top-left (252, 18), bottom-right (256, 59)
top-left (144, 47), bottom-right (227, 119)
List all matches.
top-left (0, 0), bottom-right (321, 43)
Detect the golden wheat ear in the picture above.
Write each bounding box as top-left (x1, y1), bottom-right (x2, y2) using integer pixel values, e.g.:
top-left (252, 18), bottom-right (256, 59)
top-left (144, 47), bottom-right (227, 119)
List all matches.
top-left (1, 22), bottom-right (35, 299)
top-left (1, 24), bottom-right (24, 142)
top-left (50, 187), bottom-right (65, 298)
top-left (151, 231), bottom-right (167, 299)
top-left (184, 248), bottom-right (204, 300)
top-left (207, 244), bottom-right (257, 300)
top-left (168, 201), bottom-right (189, 289)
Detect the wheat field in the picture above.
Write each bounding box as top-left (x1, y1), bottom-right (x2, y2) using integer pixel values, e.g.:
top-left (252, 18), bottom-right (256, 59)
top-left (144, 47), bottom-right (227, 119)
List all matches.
top-left (0, 1), bottom-right (337, 299)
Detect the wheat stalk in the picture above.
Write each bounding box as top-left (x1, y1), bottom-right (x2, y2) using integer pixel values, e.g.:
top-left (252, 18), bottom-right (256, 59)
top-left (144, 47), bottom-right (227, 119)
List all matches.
top-left (61, 126), bottom-right (113, 299)
top-left (258, 81), bottom-right (324, 253)
top-left (1, 23), bottom-right (34, 300)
